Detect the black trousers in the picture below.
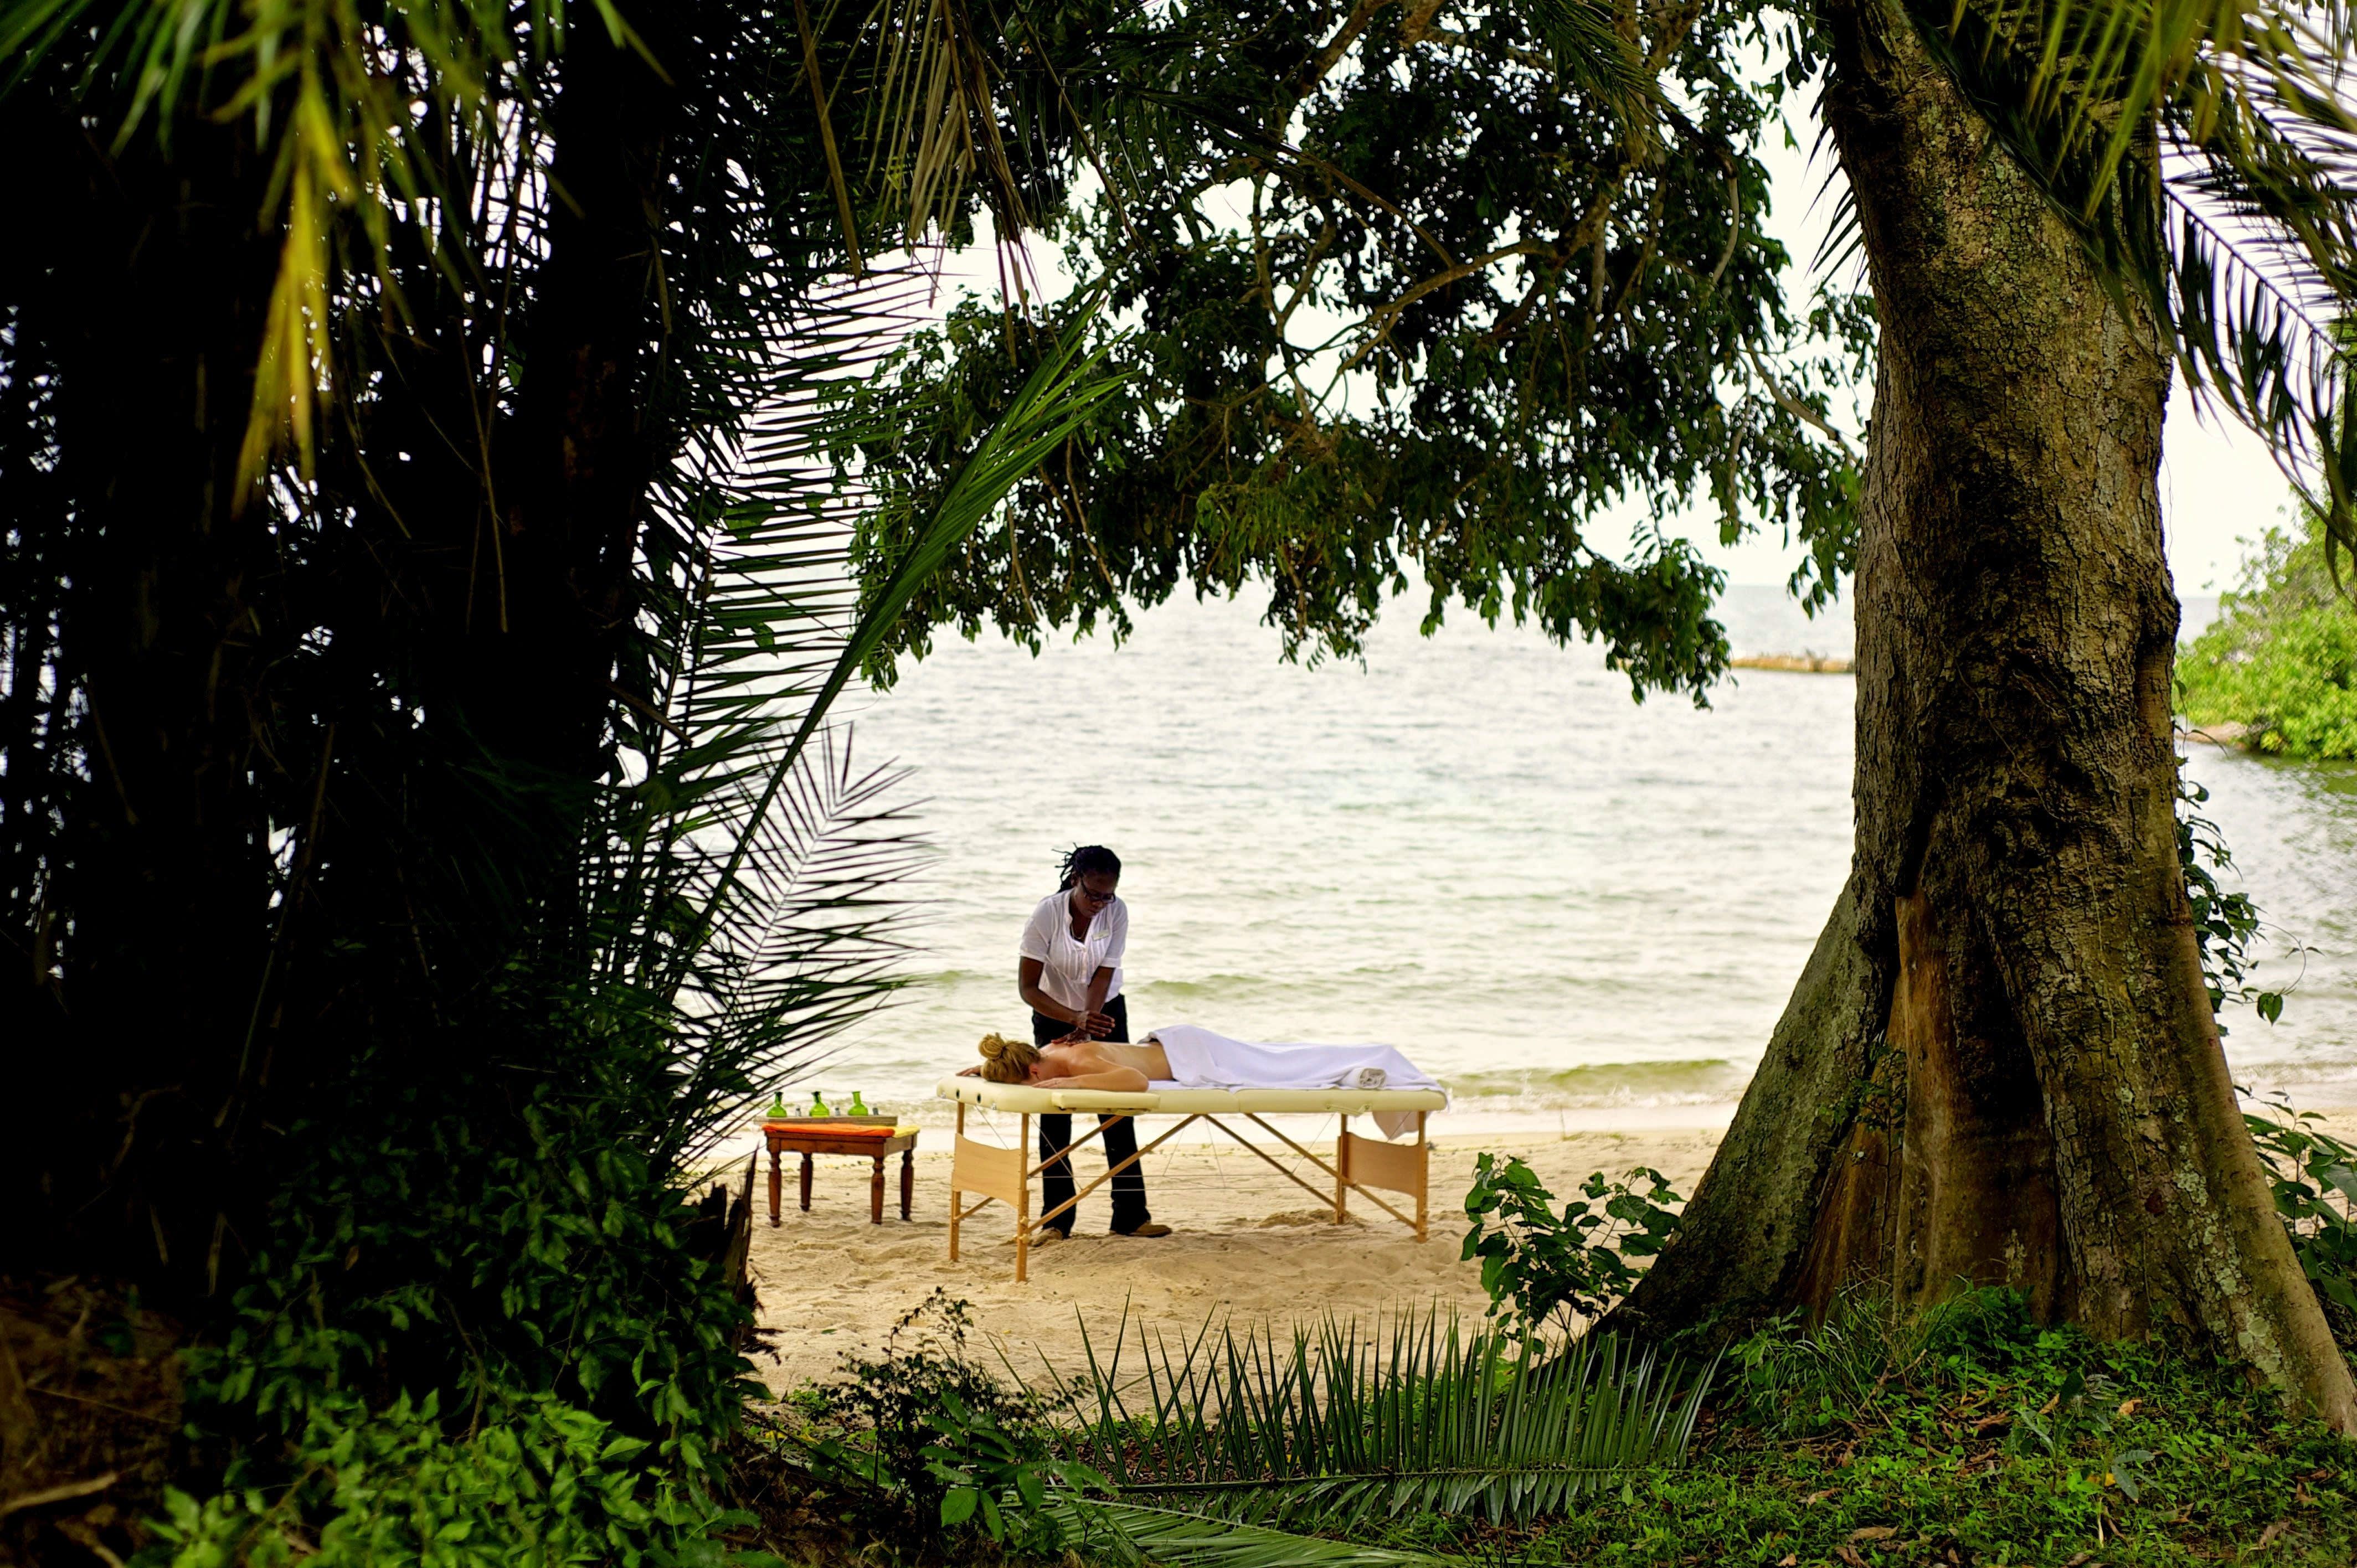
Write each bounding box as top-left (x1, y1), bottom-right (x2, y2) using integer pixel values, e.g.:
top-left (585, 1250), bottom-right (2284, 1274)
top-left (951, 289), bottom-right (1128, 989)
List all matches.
top-left (1033, 995), bottom-right (1152, 1235)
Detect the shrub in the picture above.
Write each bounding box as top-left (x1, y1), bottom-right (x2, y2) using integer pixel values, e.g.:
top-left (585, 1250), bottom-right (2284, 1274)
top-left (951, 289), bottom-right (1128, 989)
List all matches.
top-left (142, 1008), bottom-right (761, 1567)
top-left (2242, 1092), bottom-right (2357, 1332)
top-left (2178, 516), bottom-right (2357, 759)
top-left (799, 1291), bottom-right (1100, 1553)
top-left (1460, 1156), bottom-right (1684, 1335)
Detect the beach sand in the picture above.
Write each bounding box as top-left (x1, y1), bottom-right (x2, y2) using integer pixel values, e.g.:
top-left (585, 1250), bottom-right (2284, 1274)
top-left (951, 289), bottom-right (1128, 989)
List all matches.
top-left (747, 1103), bottom-right (2357, 1398)
top-left (749, 1122), bottom-right (1726, 1396)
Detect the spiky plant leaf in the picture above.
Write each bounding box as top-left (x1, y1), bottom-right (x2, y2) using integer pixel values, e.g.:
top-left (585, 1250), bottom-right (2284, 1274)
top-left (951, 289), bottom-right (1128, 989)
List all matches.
top-left (1043, 1498), bottom-right (1452, 1568)
top-left (1040, 1306), bottom-right (1713, 1530)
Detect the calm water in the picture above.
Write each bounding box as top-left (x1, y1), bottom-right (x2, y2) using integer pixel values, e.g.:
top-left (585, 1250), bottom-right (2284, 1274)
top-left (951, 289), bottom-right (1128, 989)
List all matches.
top-left (789, 586), bottom-right (2356, 1127)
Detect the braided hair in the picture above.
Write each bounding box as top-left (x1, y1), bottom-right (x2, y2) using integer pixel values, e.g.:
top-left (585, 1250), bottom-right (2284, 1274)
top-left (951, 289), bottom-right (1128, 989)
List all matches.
top-left (1057, 844), bottom-right (1121, 891)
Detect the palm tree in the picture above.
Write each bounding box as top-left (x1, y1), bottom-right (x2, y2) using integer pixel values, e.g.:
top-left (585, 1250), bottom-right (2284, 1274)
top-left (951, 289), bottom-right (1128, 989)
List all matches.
top-left (0, 0), bottom-right (1120, 1555)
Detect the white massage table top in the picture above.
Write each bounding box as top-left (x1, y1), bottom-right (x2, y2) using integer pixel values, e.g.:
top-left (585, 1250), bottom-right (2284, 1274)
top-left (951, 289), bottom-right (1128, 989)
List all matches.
top-left (935, 1076), bottom-right (1447, 1117)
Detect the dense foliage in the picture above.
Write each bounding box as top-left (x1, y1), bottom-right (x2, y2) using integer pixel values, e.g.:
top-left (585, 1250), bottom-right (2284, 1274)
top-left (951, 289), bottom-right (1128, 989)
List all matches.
top-left (743, 1167), bottom-right (2357, 1568)
top-left (2178, 513), bottom-right (2357, 758)
top-left (841, 3), bottom-right (1873, 699)
top-left (149, 1070), bottom-right (759, 1565)
top-left (798, 1292), bottom-right (1103, 1554)
top-left (2243, 1097), bottom-right (2357, 1333)
top-left (0, 0), bottom-right (1080, 1557)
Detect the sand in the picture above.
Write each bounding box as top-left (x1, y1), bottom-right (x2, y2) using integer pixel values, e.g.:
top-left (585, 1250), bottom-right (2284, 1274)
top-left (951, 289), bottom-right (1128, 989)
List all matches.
top-left (747, 1101), bottom-right (2357, 1398)
top-left (748, 1123), bottom-right (1726, 1396)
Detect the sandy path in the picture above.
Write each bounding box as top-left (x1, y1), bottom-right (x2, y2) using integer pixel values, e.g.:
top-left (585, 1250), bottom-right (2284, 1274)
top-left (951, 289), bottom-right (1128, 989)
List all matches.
top-left (749, 1125), bottom-right (1726, 1396)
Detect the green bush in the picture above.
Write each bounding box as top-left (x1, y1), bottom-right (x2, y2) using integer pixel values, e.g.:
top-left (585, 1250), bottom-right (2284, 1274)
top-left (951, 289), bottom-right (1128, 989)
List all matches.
top-left (797, 1292), bottom-right (1100, 1554)
top-left (1461, 1156), bottom-right (1685, 1335)
top-left (2242, 1094), bottom-right (2357, 1329)
top-left (141, 1004), bottom-right (761, 1567)
top-left (2178, 517), bottom-right (2357, 758)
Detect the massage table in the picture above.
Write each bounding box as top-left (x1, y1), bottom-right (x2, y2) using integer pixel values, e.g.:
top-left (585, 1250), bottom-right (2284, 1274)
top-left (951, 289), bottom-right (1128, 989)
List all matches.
top-left (935, 1077), bottom-right (1447, 1281)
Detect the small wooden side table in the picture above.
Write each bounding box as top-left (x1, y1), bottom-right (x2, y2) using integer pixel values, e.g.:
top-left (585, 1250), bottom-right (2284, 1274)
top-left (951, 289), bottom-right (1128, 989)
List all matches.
top-left (764, 1126), bottom-right (918, 1225)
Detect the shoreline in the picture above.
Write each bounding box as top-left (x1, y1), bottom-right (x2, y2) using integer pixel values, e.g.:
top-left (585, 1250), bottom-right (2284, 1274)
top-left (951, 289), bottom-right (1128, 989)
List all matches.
top-left (703, 1101), bottom-right (1744, 1176)
top-left (712, 1086), bottom-right (2357, 1171)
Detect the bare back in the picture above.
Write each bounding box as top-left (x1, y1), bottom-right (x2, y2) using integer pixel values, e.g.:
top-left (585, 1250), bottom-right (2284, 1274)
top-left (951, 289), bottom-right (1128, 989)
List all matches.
top-left (1036, 1037), bottom-right (1170, 1084)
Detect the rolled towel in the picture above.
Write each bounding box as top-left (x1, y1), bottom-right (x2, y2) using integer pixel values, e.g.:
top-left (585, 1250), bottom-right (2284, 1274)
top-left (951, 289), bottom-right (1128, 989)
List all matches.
top-left (1350, 1066), bottom-right (1388, 1090)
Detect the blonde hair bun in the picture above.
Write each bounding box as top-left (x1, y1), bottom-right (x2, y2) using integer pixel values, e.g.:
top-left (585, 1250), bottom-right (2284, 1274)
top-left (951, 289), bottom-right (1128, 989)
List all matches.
top-left (977, 1033), bottom-right (1042, 1084)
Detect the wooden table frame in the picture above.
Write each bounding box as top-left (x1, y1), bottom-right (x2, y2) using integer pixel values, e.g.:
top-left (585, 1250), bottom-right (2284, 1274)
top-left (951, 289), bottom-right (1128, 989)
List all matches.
top-left (765, 1127), bottom-right (918, 1225)
top-left (946, 1102), bottom-right (1428, 1282)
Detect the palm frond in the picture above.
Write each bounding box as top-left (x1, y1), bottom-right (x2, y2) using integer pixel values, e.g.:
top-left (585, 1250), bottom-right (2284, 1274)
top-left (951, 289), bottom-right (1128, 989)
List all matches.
top-left (856, 0), bottom-right (1026, 245)
top-left (1897, 0), bottom-right (2357, 576)
top-left (1516, 0), bottom-right (1661, 130)
top-left (1043, 1499), bottom-right (1452, 1568)
top-left (0, 0), bottom-right (555, 489)
top-left (632, 730), bottom-right (926, 1171)
top-left (660, 293), bottom-right (1125, 1004)
top-left (1041, 1307), bottom-right (1714, 1531)
top-left (584, 285), bottom-right (1124, 1168)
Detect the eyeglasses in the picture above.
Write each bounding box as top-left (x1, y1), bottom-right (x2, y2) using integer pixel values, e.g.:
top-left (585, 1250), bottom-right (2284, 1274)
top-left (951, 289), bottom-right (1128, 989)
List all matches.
top-left (1074, 884), bottom-right (1117, 905)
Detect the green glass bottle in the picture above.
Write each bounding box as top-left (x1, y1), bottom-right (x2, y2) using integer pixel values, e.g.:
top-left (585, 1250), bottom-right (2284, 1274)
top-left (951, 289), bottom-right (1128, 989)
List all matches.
top-left (848, 1091), bottom-right (869, 1116)
top-left (809, 1089), bottom-right (831, 1116)
top-left (765, 1089), bottom-right (788, 1118)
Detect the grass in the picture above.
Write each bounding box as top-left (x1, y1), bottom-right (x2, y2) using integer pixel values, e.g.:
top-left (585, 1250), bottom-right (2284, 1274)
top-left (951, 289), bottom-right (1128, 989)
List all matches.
top-left (1353, 1297), bottom-right (2357, 1567)
top-left (731, 1287), bottom-right (2357, 1566)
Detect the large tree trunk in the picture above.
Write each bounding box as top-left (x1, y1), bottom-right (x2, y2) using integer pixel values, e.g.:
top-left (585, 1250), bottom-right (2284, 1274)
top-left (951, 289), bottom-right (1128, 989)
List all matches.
top-left (1620, 0), bottom-right (2356, 1431)
top-left (8, 91), bottom-right (284, 1299)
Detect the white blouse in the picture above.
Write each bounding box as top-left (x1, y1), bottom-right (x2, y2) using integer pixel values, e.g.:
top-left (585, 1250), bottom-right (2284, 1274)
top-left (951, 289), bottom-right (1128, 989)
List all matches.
top-left (1019, 890), bottom-right (1127, 1013)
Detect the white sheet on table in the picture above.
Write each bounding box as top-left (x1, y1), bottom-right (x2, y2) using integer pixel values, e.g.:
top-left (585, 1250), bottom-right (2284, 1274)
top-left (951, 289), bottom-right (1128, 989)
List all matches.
top-left (1144, 1025), bottom-right (1445, 1138)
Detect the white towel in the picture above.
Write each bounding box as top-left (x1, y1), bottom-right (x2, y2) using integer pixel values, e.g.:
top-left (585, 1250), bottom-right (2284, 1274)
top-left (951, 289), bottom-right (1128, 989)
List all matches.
top-left (1145, 1025), bottom-right (1445, 1139)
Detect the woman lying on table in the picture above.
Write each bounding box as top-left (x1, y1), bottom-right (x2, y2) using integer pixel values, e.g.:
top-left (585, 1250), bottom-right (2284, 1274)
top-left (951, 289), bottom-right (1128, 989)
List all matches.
top-left (975, 1024), bottom-right (1441, 1096)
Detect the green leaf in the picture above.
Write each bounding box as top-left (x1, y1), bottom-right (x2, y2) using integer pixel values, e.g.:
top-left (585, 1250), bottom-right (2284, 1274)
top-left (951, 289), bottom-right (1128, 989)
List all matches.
top-left (1047, 1498), bottom-right (1454, 1568)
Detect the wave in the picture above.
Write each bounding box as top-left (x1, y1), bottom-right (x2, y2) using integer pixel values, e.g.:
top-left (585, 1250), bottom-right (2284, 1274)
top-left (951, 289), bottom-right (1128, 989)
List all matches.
top-left (1444, 1058), bottom-right (1752, 1109)
top-left (1134, 974), bottom-right (1285, 998)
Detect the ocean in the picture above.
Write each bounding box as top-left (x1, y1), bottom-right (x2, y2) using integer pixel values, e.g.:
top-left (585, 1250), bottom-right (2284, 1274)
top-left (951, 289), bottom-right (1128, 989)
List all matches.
top-left (785, 584), bottom-right (2356, 1131)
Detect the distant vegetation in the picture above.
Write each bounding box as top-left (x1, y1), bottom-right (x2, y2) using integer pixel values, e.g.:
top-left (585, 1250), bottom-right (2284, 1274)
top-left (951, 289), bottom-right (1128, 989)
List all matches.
top-left (2178, 513), bottom-right (2357, 759)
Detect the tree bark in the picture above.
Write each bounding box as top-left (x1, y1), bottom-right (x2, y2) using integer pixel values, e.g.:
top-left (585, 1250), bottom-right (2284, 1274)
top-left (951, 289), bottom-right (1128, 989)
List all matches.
top-left (1620, 0), bottom-right (2356, 1431)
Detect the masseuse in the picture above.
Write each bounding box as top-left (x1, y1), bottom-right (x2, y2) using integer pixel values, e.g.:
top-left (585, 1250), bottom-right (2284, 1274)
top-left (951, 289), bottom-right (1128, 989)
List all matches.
top-left (1017, 845), bottom-right (1170, 1241)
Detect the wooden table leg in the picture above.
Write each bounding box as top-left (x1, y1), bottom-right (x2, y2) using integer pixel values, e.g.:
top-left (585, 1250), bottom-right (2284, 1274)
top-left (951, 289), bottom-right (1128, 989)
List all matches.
top-left (799, 1152), bottom-right (814, 1211)
top-left (949, 1102), bottom-right (964, 1262)
top-left (1016, 1111), bottom-right (1031, 1283)
top-left (1414, 1112), bottom-right (1428, 1241)
top-left (1335, 1114), bottom-right (1350, 1223)
top-left (768, 1145), bottom-right (781, 1227)
top-left (870, 1154), bottom-right (886, 1224)
top-left (900, 1148), bottom-right (914, 1219)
